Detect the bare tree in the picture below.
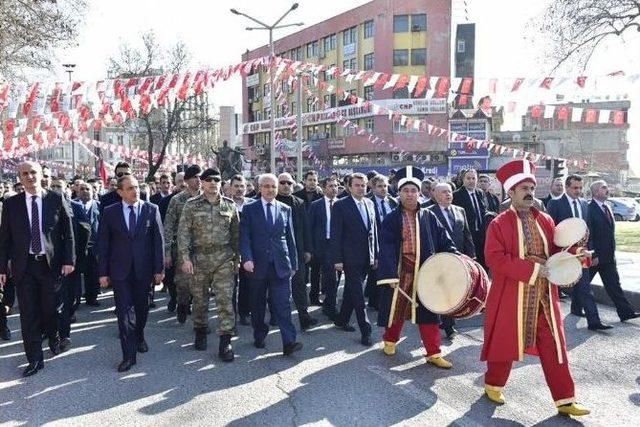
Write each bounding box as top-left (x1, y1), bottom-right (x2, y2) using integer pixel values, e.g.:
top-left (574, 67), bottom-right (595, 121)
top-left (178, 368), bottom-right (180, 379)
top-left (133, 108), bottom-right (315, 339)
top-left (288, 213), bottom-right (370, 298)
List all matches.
top-left (533, 0), bottom-right (640, 72)
top-left (107, 31), bottom-right (216, 181)
top-left (0, 0), bottom-right (87, 79)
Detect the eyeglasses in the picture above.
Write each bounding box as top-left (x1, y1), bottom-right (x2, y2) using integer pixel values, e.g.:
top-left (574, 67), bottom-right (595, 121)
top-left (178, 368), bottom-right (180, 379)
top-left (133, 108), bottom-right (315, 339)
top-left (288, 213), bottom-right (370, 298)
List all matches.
top-left (203, 176), bottom-right (221, 183)
top-left (116, 171), bottom-right (131, 178)
top-left (279, 181), bottom-right (294, 186)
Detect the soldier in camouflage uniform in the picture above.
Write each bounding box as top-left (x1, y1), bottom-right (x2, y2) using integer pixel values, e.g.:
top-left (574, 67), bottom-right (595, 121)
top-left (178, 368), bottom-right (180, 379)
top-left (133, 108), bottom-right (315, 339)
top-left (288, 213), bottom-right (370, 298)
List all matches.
top-left (164, 165), bottom-right (202, 323)
top-left (178, 167), bottom-right (239, 362)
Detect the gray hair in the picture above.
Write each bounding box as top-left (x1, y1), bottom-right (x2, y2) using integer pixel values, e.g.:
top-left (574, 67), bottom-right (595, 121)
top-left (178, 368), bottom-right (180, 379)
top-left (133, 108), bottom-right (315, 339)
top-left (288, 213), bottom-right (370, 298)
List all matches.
top-left (433, 182), bottom-right (452, 192)
top-left (258, 173), bottom-right (278, 186)
top-left (590, 180), bottom-right (607, 194)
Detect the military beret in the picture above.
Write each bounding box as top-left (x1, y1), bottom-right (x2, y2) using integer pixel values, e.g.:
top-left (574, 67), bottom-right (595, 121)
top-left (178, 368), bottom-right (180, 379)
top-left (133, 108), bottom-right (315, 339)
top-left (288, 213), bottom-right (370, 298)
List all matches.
top-left (201, 167), bottom-right (221, 180)
top-left (184, 165), bottom-right (202, 180)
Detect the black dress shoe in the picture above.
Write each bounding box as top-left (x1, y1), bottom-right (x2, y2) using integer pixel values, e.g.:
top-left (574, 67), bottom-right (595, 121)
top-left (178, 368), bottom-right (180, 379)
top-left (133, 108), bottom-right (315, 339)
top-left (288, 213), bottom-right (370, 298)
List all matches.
top-left (49, 337), bottom-right (61, 355)
top-left (0, 323), bottom-right (10, 341)
top-left (149, 301), bottom-right (156, 309)
top-left (69, 315), bottom-right (77, 324)
top-left (137, 340), bottom-right (149, 353)
top-left (117, 358), bottom-right (136, 372)
top-left (445, 327), bottom-right (458, 339)
top-left (23, 360), bottom-right (44, 377)
top-left (283, 341), bottom-right (303, 356)
top-left (620, 312), bottom-right (640, 322)
top-left (269, 318), bottom-right (278, 327)
top-left (322, 309), bottom-right (337, 321)
top-left (239, 315), bottom-right (250, 325)
top-left (254, 339), bottom-right (265, 349)
top-left (334, 322), bottom-right (356, 332)
top-left (60, 337), bottom-right (71, 352)
top-left (309, 298), bottom-right (323, 307)
top-left (86, 300), bottom-right (101, 307)
top-left (571, 311), bottom-right (586, 317)
top-left (588, 323), bottom-right (613, 331)
top-left (361, 334), bottom-right (373, 347)
top-left (167, 298), bottom-right (177, 313)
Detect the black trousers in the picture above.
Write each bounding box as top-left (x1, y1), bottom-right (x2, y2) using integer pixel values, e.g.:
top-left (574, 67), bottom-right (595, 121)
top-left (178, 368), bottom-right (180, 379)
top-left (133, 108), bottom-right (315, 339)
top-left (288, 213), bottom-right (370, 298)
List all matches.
top-left (112, 271), bottom-right (151, 361)
top-left (2, 276), bottom-right (15, 308)
top-left (82, 252), bottom-right (100, 302)
top-left (317, 245), bottom-right (339, 315)
top-left (234, 268), bottom-right (251, 317)
top-left (308, 259), bottom-right (322, 301)
top-left (589, 262), bottom-right (636, 319)
top-left (59, 273), bottom-right (79, 339)
top-left (291, 259), bottom-right (309, 315)
top-left (338, 263), bottom-right (371, 336)
top-left (164, 264), bottom-right (176, 303)
top-left (364, 266), bottom-right (379, 309)
top-left (15, 257), bottom-right (62, 364)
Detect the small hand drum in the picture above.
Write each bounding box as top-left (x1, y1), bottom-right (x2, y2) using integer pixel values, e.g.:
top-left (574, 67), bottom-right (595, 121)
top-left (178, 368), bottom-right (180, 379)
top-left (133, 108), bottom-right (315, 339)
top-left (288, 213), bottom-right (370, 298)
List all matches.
top-left (546, 252), bottom-right (583, 287)
top-left (554, 217), bottom-right (589, 249)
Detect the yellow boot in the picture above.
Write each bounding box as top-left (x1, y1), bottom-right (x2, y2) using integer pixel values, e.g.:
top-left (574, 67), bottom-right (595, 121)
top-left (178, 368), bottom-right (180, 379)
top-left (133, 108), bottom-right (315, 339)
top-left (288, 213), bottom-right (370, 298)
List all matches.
top-left (382, 341), bottom-right (396, 356)
top-left (426, 356), bottom-right (453, 369)
top-left (557, 403), bottom-right (590, 417)
top-left (484, 385), bottom-right (505, 404)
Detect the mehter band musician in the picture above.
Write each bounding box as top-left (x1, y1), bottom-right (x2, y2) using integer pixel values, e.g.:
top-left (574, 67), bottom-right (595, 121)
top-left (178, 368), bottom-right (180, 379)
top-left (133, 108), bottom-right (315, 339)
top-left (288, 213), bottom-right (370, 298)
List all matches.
top-left (481, 159), bottom-right (590, 417)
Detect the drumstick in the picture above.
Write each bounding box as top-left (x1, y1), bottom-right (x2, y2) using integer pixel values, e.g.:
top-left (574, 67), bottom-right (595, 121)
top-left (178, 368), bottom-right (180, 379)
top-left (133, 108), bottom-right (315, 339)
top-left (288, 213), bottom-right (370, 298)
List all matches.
top-left (396, 286), bottom-right (418, 308)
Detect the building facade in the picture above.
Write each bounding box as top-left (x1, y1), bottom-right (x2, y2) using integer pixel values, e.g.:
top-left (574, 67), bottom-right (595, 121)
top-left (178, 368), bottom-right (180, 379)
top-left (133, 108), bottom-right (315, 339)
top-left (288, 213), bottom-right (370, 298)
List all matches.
top-left (241, 0), bottom-right (452, 176)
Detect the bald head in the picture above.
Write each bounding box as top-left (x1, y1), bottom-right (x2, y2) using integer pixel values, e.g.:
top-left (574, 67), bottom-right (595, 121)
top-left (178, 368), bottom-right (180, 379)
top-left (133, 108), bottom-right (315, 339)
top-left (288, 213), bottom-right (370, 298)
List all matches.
top-left (278, 173), bottom-right (295, 196)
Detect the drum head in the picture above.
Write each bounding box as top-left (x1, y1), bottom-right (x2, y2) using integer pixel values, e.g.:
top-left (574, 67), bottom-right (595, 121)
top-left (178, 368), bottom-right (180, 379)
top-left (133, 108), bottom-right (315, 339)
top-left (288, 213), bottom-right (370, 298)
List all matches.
top-left (417, 253), bottom-right (471, 314)
top-left (547, 252), bottom-right (582, 287)
top-left (554, 218), bottom-right (588, 248)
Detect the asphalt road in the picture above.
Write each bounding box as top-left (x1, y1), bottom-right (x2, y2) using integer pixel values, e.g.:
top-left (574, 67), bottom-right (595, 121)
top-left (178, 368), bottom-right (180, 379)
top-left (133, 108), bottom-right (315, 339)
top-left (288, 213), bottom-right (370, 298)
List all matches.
top-left (1, 289), bottom-right (639, 426)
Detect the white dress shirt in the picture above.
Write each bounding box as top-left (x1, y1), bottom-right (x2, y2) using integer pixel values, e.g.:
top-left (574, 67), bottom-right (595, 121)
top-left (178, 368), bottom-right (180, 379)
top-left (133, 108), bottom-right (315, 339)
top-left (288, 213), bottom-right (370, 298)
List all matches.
top-left (25, 191), bottom-right (45, 255)
top-left (122, 200), bottom-right (142, 231)
top-left (261, 198), bottom-right (276, 224)
top-left (566, 195), bottom-right (583, 219)
top-left (438, 204), bottom-right (454, 230)
top-left (324, 196), bottom-right (336, 239)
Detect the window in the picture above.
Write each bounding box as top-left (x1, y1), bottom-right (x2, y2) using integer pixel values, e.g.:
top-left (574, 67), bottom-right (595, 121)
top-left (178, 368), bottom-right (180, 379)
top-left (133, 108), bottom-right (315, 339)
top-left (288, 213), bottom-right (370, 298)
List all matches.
top-left (281, 80), bottom-right (289, 93)
top-left (394, 15), bottom-right (409, 33)
top-left (307, 97), bottom-right (316, 112)
top-left (291, 101), bottom-right (296, 113)
top-left (364, 85), bottom-right (374, 101)
top-left (264, 108), bottom-right (271, 120)
top-left (365, 117), bottom-right (374, 133)
top-left (324, 34), bottom-right (336, 51)
top-left (363, 53), bottom-right (374, 70)
top-left (342, 58), bottom-right (357, 70)
top-left (393, 87), bottom-right (409, 99)
top-left (393, 49), bottom-right (409, 66)
top-left (457, 40), bottom-right (466, 53)
top-left (411, 48), bottom-right (427, 66)
top-left (327, 64), bottom-right (336, 80)
top-left (343, 26), bottom-right (357, 45)
top-left (411, 14), bottom-right (427, 31)
top-left (323, 94), bottom-right (331, 108)
top-left (263, 83), bottom-right (271, 97)
top-left (307, 41), bottom-right (318, 57)
top-left (364, 20), bottom-right (374, 38)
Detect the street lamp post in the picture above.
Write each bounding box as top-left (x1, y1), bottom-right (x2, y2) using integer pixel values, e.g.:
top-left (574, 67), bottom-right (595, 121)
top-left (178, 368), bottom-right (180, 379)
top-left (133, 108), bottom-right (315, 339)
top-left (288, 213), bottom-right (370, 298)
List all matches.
top-left (231, 4), bottom-right (303, 174)
top-left (62, 63), bottom-right (76, 175)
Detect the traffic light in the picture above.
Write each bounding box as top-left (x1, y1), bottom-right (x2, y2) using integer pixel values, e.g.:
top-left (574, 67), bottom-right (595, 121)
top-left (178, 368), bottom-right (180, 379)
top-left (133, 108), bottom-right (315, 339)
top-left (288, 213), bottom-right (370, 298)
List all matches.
top-left (552, 158), bottom-right (567, 179)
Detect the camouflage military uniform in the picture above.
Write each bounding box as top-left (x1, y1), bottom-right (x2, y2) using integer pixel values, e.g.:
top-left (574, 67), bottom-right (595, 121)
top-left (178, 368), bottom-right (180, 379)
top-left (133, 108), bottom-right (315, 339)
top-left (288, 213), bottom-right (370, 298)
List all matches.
top-left (177, 194), bottom-right (239, 334)
top-left (164, 190), bottom-right (201, 306)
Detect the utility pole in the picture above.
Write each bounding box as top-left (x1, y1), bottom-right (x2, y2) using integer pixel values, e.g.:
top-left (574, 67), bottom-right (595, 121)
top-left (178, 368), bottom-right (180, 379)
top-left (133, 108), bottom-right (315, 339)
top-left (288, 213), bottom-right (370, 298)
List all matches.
top-left (296, 73), bottom-right (304, 181)
top-left (62, 63), bottom-right (76, 175)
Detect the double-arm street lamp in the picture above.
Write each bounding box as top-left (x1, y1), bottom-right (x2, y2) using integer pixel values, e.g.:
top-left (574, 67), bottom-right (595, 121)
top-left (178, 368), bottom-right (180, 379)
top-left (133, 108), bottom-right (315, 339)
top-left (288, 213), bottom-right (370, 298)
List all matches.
top-left (62, 63), bottom-right (77, 175)
top-left (231, 4), bottom-right (303, 174)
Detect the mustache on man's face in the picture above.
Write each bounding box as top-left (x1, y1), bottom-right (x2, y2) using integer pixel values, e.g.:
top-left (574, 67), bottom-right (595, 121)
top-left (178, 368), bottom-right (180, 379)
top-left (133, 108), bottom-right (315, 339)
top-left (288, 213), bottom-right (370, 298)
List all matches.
top-left (524, 195), bottom-right (533, 201)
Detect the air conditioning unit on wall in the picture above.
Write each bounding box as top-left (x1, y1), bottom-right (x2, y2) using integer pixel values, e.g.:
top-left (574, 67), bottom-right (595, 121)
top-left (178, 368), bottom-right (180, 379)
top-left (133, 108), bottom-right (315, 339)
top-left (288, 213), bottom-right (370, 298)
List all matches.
top-left (392, 153), bottom-right (402, 162)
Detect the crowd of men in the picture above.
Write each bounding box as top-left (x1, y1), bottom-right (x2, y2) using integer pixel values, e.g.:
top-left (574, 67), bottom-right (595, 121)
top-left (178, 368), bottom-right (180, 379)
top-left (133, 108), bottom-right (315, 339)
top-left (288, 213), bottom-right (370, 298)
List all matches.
top-left (0, 159), bottom-right (637, 417)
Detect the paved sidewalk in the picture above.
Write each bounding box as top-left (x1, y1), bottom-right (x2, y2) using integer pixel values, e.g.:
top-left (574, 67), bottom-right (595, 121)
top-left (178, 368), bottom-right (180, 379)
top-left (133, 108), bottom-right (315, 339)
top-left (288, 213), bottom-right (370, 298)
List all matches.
top-left (591, 251), bottom-right (640, 308)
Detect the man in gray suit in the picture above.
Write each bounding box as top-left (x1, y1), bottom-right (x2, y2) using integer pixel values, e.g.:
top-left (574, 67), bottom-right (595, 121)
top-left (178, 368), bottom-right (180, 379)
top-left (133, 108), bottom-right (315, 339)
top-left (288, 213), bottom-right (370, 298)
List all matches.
top-left (429, 182), bottom-right (476, 338)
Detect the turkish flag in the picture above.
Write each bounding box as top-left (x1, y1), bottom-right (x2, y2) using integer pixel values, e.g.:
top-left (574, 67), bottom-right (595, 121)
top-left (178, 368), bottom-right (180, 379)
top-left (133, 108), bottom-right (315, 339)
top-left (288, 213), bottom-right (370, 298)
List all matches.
top-left (394, 74), bottom-right (410, 91)
top-left (585, 109), bottom-right (597, 123)
top-left (413, 76), bottom-right (429, 97)
top-left (99, 158), bottom-right (108, 185)
top-left (576, 76), bottom-right (587, 88)
top-left (23, 83), bottom-right (40, 116)
top-left (511, 78), bottom-right (524, 92)
top-left (373, 74), bottom-right (390, 90)
top-left (435, 77), bottom-right (450, 98)
top-left (613, 110), bottom-right (625, 125)
top-left (557, 106), bottom-right (570, 121)
top-left (531, 105), bottom-right (543, 118)
top-left (539, 77), bottom-right (554, 89)
top-left (460, 78), bottom-right (473, 94)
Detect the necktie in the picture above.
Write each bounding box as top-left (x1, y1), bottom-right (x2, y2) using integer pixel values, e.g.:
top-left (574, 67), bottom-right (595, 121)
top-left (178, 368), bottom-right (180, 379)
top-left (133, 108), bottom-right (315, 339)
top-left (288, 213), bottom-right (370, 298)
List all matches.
top-left (358, 201), bottom-right (369, 228)
top-left (128, 205), bottom-right (137, 236)
top-left (445, 207), bottom-right (455, 232)
top-left (380, 199), bottom-right (388, 218)
top-left (266, 202), bottom-right (274, 227)
top-left (330, 199), bottom-right (334, 210)
top-left (30, 196), bottom-right (42, 254)
top-left (572, 200), bottom-right (580, 218)
top-left (603, 204), bottom-right (613, 224)
top-left (471, 192), bottom-right (481, 230)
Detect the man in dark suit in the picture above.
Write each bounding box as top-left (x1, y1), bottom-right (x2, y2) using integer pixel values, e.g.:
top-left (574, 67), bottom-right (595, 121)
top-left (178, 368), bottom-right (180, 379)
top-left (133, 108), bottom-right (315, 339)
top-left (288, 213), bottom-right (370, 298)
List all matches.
top-left (453, 169), bottom-right (487, 266)
top-left (276, 173), bottom-right (317, 330)
top-left (293, 170), bottom-right (324, 306)
top-left (240, 174), bottom-right (302, 356)
top-left (541, 177), bottom-right (564, 209)
top-left (229, 174), bottom-right (253, 325)
top-left (366, 174), bottom-right (398, 310)
top-left (430, 182), bottom-right (476, 338)
top-left (330, 172), bottom-right (378, 346)
top-left (547, 174), bottom-right (610, 331)
top-left (586, 180), bottom-right (639, 322)
top-left (150, 173), bottom-right (173, 220)
top-left (97, 175), bottom-right (165, 372)
top-left (0, 161), bottom-right (75, 376)
top-left (155, 171), bottom-right (183, 305)
top-left (309, 177), bottom-right (340, 320)
top-left (74, 181), bottom-right (101, 307)
top-left (478, 174), bottom-right (500, 213)
top-left (99, 161), bottom-right (147, 216)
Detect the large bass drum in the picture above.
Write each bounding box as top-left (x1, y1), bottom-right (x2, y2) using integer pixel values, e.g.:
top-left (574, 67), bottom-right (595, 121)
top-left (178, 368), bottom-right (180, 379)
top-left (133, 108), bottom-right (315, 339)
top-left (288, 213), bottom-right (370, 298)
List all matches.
top-left (416, 253), bottom-right (489, 319)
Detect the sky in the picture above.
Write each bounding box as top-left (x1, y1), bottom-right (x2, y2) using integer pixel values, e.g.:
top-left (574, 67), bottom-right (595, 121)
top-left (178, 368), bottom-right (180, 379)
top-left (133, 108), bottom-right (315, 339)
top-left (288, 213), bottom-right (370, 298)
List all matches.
top-left (54, 0), bottom-right (640, 170)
